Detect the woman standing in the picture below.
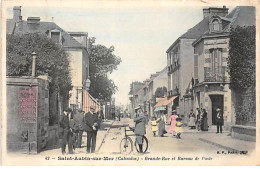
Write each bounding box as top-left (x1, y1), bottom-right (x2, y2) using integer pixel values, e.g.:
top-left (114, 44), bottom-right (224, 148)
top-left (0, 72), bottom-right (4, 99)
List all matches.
top-left (158, 113), bottom-right (167, 137)
top-left (188, 109), bottom-right (196, 129)
top-left (201, 109), bottom-right (208, 131)
top-left (169, 110), bottom-right (178, 136)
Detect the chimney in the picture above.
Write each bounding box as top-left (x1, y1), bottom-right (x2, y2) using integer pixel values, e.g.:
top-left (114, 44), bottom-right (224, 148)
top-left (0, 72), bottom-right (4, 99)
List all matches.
top-left (27, 17), bottom-right (40, 30)
top-left (203, 6), bottom-right (229, 18)
top-left (13, 6), bottom-right (22, 22)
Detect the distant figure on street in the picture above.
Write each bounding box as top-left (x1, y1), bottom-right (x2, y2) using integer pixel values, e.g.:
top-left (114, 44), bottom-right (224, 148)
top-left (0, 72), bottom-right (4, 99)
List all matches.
top-left (169, 110), bottom-right (178, 136)
top-left (134, 107), bottom-right (146, 153)
top-left (215, 108), bottom-right (224, 134)
top-left (188, 109), bottom-right (196, 129)
top-left (195, 108), bottom-right (201, 130)
top-left (151, 116), bottom-right (159, 137)
top-left (201, 109), bottom-right (208, 131)
top-left (74, 109), bottom-right (85, 148)
top-left (144, 111), bottom-right (149, 125)
top-left (84, 106), bottom-right (100, 153)
top-left (175, 116), bottom-right (183, 139)
top-left (59, 108), bottom-right (73, 154)
top-left (158, 113), bottom-right (167, 137)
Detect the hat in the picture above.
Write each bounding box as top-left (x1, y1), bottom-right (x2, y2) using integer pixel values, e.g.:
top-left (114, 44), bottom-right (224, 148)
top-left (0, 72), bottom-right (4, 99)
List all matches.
top-left (134, 106), bottom-right (141, 110)
top-left (216, 108), bottom-right (221, 111)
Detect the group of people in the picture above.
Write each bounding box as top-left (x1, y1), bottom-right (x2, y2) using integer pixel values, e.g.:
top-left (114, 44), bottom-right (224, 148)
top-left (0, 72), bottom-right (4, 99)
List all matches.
top-left (59, 106), bottom-right (102, 154)
top-left (188, 108), bottom-right (208, 131)
top-left (188, 107), bottom-right (224, 133)
top-left (151, 110), bottom-right (183, 139)
top-left (151, 107), bottom-right (224, 138)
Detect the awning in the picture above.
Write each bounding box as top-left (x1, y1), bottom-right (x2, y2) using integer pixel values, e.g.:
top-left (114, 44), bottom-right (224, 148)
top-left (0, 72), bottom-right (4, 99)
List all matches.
top-left (83, 90), bottom-right (101, 113)
top-left (154, 106), bottom-right (166, 112)
top-left (154, 96), bottom-right (178, 108)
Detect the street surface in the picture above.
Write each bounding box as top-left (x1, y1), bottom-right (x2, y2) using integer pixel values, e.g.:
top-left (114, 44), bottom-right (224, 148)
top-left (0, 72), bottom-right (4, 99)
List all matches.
top-left (5, 118), bottom-right (257, 165)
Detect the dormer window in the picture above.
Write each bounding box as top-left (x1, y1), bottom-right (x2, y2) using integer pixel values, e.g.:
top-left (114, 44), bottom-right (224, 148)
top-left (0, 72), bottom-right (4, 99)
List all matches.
top-left (212, 19), bottom-right (220, 31)
top-left (48, 29), bottom-right (62, 45)
top-left (209, 17), bottom-right (222, 33)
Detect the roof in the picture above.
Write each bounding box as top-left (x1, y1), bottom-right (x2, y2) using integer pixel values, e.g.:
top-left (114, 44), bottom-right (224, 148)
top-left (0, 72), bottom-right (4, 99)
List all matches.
top-left (7, 19), bottom-right (84, 48)
top-left (192, 6), bottom-right (256, 46)
top-left (226, 6), bottom-right (255, 28)
top-left (166, 16), bottom-right (210, 53)
top-left (135, 67), bottom-right (167, 96)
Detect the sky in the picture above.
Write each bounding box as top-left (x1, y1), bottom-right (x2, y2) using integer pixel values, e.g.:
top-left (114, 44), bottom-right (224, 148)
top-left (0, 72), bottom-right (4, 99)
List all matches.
top-left (5, 2), bottom-right (233, 105)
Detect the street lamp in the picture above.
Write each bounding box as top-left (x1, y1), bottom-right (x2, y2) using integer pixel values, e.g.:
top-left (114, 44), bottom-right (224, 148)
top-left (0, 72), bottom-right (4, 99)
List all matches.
top-left (83, 78), bottom-right (91, 91)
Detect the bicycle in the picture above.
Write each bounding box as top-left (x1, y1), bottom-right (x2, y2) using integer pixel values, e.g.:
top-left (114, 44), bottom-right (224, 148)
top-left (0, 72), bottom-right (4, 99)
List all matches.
top-left (120, 125), bottom-right (148, 154)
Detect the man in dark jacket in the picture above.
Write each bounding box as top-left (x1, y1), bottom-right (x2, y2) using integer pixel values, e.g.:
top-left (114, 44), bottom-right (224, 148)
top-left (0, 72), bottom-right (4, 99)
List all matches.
top-left (216, 108), bottom-right (224, 134)
top-left (84, 106), bottom-right (100, 153)
top-left (74, 109), bottom-right (85, 148)
top-left (59, 108), bottom-right (73, 154)
top-left (134, 107), bottom-right (146, 153)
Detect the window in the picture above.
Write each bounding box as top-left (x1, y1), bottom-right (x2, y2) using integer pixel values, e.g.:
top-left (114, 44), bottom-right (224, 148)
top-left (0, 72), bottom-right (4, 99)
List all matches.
top-left (212, 19), bottom-right (220, 31)
top-left (51, 31), bottom-right (61, 44)
top-left (210, 49), bottom-right (222, 74)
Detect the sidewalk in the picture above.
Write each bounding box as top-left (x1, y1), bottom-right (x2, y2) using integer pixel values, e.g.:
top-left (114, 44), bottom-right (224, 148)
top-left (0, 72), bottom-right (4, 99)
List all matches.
top-left (147, 121), bottom-right (255, 153)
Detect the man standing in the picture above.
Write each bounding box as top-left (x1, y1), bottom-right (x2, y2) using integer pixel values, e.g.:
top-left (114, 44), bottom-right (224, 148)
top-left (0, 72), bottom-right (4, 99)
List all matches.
top-left (134, 107), bottom-right (146, 153)
top-left (59, 108), bottom-right (73, 154)
top-left (84, 106), bottom-right (99, 153)
top-left (74, 109), bottom-right (85, 148)
top-left (216, 108), bottom-right (224, 134)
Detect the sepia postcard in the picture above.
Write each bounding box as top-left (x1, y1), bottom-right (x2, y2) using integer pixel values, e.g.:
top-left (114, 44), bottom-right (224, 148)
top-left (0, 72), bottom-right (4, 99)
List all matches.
top-left (1, 0), bottom-right (260, 166)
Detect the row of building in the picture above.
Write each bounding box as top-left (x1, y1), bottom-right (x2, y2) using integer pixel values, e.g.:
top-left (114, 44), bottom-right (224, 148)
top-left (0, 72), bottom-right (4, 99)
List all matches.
top-left (128, 6), bottom-right (255, 134)
top-left (6, 6), bottom-right (114, 153)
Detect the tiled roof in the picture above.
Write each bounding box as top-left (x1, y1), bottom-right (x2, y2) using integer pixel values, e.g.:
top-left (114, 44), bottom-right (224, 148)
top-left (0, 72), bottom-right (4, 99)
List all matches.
top-left (167, 16), bottom-right (210, 52)
top-left (193, 6), bottom-right (255, 46)
top-left (7, 19), bottom-right (83, 48)
top-left (180, 16), bottom-right (210, 39)
top-left (226, 6), bottom-right (255, 28)
top-left (135, 67), bottom-right (167, 96)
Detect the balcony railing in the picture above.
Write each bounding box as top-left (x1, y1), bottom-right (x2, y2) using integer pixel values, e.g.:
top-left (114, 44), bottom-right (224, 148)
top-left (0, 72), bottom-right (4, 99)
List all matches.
top-left (168, 88), bottom-right (179, 97)
top-left (168, 64), bottom-right (180, 74)
top-left (204, 67), bottom-right (226, 82)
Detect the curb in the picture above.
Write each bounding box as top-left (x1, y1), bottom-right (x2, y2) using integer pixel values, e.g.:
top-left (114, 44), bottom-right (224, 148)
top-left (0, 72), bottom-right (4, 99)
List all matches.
top-left (199, 138), bottom-right (239, 152)
top-left (97, 121), bottom-right (115, 152)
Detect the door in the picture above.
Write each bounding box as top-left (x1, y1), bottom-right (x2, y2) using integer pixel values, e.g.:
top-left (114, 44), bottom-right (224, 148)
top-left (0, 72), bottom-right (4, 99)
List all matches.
top-left (210, 95), bottom-right (223, 125)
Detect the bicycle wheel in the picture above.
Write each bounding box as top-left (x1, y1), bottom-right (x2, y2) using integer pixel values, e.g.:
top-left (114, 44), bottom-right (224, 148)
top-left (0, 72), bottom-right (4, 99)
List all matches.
top-left (135, 136), bottom-right (148, 153)
top-left (120, 137), bottom-right (133, 154)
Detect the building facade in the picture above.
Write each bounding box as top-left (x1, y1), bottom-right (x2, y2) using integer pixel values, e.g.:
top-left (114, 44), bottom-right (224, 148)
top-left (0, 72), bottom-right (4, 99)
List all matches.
top-left (166, 10), bottom-right (211, 123)
top-left (7, 6), bottom-right (90, 111)
top-left (192, 6), bottom-right (255, 130)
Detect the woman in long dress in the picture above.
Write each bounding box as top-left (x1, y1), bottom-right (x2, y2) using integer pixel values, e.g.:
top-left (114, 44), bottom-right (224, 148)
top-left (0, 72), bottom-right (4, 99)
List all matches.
top-left (201, 109), bottom-right (208, 131)
top-left (188, 110), bottom-right (196, 129)
top-left (169, 110), bottom-right (178, 136)
top-left (158, 113), bottom-right (167, 137)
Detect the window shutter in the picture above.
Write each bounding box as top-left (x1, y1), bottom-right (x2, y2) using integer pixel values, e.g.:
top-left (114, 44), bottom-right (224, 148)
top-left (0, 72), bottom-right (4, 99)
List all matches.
top-left (194, 54), bottom-right (199, 79)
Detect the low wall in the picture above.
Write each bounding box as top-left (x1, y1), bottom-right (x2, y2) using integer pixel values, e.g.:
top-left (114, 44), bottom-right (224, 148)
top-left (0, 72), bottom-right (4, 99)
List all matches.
top-left (231, 125), bottom-right (256, 142)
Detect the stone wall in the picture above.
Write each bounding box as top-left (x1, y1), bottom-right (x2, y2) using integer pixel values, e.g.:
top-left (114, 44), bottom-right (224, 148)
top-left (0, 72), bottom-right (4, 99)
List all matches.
top-left (6, 76), bottom-right (50, 153)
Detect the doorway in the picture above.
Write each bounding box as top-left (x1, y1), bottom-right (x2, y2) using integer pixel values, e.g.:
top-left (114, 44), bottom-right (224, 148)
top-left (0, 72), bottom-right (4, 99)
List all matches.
top-left (209, 95), bottom-right (223, 125)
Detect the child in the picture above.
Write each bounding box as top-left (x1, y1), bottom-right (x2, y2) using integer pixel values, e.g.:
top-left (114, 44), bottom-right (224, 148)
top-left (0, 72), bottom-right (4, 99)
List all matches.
top-left (151, 116), bottom-right (159, 137)
top-left (175, 116), bottom-right (183, 139)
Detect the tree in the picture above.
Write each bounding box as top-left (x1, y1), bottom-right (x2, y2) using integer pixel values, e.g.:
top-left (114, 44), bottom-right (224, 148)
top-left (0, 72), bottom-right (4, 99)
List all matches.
top-left (227, 26), bottom-right (256, 125)
top-left (88, 37), bottom-right (121, 101)
top-left (7, 33), bottom-right (72, 124)
top-left (228, 26), bottom-right (256, 90)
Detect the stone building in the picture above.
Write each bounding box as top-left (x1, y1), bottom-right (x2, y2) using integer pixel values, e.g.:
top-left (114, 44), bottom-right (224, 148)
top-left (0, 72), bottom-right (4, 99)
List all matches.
top-left (128, 68), bottom-right (168, 120)
top-left (7, 6), bottom-right (90, 112)
top-left (192, 6), bottom-right (255, 131)
top-left (166, 8), bottom-right (211, 123)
